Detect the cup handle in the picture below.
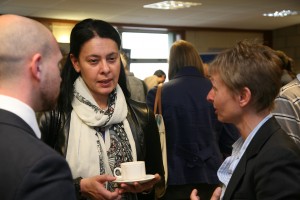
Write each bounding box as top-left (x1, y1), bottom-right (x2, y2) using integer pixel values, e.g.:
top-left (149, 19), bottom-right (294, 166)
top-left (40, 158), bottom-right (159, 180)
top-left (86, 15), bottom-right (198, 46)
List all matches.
top-left (113, 167), bottom-right (122, 178)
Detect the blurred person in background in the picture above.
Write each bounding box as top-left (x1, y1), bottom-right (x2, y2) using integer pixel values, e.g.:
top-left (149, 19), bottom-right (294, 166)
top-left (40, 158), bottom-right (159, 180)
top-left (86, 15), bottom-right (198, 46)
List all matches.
top-left (272, 52), bottom-right (300, 145)
top-left (147, 40), bottom-right (239, 200)
top-left (144, 69), bottom-right (166, 91)
top-left (275, 50), bottom-right (296, 86)
top-left (121, 51), bottom-right (147, 102)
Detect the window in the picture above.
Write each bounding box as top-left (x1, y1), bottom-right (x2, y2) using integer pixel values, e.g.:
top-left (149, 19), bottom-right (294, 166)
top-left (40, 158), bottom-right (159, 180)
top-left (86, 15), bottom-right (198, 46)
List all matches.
top-left (121, 32), bottom-right (173, 81)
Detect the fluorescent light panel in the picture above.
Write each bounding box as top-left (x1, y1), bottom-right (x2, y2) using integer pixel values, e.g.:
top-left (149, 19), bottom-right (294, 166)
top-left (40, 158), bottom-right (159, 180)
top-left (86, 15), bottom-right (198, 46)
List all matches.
top-left (143, 1), bottom-right (202, 10)
top-left (263, 10), bottom-right (299, 17)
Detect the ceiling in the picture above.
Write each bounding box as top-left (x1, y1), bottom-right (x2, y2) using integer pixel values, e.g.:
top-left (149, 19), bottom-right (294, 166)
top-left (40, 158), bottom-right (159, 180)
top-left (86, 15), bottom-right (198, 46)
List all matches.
top-left (0, 0), bottom-right (300, 30)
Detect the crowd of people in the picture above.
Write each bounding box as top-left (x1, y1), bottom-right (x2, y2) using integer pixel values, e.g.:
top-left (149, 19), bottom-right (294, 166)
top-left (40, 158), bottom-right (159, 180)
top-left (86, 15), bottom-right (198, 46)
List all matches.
top-left (1, 14), bottom-right (300, 200)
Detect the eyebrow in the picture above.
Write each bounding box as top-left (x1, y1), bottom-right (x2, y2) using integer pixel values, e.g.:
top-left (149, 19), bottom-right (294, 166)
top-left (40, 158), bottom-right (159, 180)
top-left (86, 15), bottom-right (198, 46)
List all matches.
top-left (107, 52), bottom-right (119, 56)
top-left (87, 52), bottom-right (119, 57)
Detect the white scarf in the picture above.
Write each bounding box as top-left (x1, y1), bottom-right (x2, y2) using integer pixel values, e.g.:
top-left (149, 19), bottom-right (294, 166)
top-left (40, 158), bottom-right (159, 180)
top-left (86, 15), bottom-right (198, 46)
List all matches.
top-left (66, 77), bottom-right (137, 179)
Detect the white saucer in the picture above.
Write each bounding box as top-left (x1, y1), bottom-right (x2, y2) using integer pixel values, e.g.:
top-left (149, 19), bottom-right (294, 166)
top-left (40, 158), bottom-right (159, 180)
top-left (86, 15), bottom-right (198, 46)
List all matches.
top-left (113, 174), bottom-right (155, 184)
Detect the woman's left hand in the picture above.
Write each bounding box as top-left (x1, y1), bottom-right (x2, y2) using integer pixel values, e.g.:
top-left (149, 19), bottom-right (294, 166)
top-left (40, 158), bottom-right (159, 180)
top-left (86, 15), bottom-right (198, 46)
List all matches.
top-left (118, 173), bottom-right (161, 194)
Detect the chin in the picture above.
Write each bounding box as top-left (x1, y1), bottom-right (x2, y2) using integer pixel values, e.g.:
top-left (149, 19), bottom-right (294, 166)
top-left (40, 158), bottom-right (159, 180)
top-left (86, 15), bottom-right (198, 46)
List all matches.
top-left (217, 116), bottom-right (225, 123)
top-left (100, 87), bottom-right (115, 95)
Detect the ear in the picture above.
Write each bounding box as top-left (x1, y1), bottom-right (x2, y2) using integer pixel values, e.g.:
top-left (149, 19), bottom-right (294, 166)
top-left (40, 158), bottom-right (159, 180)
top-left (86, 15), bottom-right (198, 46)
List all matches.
top-left (238, 87), bottom-right (251, 107)
top-left (30, 53), bottom-right (42, 81)
top-left (70, 54), bottom-right (81, 73)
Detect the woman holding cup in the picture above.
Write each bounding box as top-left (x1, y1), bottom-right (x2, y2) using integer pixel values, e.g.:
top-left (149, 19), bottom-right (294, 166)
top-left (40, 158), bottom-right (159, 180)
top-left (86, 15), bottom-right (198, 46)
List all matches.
top-left (39, 19), bottom-right (163, 200)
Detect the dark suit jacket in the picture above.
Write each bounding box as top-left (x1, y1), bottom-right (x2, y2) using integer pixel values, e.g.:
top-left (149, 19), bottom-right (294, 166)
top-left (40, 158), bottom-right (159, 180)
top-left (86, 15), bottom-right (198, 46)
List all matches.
top-left (223, 117), bottom-right (300, 200)
top-left (0, 109), bottom-right (76, 200)
top-left (147, 67), bottom-right (239, 185)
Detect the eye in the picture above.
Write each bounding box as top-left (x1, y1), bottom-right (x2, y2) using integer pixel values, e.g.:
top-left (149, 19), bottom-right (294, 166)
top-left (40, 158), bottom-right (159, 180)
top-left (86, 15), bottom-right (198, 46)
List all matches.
top-left (88, 58), bottom-right (99, 65)
top-left (107, 53), bottom-right (119, 63)
top-left (108, 56), bottom-right (116, 62)
top-left (212, 86), bottom-right (217, 92)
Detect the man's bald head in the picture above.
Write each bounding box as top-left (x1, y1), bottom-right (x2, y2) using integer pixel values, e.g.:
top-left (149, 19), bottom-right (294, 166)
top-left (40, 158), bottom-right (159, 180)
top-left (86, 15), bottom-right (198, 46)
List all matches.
top-left (0, 14), bottom-right (57, 82)
top-left (0, 15), bottom-right (62, 111)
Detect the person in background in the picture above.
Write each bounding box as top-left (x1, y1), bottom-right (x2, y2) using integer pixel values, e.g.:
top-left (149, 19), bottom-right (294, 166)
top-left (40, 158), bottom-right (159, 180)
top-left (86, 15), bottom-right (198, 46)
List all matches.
top-left (191, 40), bottom-right (300, 200)
top-left (0, 14), bottom-right (76, 200)
top-left (203, 63), bottom-right (210, 78)
top-left (121, 51), bottom-right (147, 102)
top-left (272, 72), bottom-right (300, 145)
top-left (39, 18), bottom-right (164, 200)
top-left (276, 50), bottom-right (296, 86)
top-left (147, 40), bottom-right (239, 200)
top-left (144, 69), bottom-right (166, 91)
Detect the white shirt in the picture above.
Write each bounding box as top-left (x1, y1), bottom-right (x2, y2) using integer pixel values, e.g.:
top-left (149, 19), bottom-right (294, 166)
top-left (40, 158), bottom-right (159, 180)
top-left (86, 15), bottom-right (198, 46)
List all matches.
top-left (217, 114), bottom-right (273, 199)
top-left (0, 95), bottom-right (41, 138)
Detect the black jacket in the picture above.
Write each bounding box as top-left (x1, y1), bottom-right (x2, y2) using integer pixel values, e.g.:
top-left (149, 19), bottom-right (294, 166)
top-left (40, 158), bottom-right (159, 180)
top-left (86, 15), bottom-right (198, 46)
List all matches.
top-left (38, 99), bottom-right (164, 200)
top-left (1, 109), bottom-right (76, 200)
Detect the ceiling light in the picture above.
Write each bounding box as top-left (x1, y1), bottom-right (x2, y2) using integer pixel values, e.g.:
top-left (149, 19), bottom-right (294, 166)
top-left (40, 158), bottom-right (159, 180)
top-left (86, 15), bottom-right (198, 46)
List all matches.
top-left (143, 1), bottom-right (202, 10)
top-left (263, 10), bottom-right (299, 17)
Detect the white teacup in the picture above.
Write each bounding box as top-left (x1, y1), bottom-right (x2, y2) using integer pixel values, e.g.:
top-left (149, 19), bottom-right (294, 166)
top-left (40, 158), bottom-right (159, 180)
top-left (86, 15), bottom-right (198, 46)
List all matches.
top-left (113, 161), bottom-right (146, 180)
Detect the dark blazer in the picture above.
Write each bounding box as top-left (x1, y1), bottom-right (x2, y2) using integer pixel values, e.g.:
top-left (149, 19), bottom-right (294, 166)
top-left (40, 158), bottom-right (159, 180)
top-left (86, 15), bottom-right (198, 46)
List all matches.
top-left (0, 109), bottom-right (76, 200)
top-left (223, 117), bottom-right (300, 200)
top-left (147, 67), bottom-right (239, 185)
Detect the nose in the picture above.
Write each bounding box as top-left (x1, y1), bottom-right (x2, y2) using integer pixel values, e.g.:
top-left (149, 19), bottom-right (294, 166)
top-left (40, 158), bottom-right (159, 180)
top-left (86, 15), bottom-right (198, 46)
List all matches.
top-left (99, 60), bottom-right (110, 74)
top-left (206, 89), bottom-right (214, 103)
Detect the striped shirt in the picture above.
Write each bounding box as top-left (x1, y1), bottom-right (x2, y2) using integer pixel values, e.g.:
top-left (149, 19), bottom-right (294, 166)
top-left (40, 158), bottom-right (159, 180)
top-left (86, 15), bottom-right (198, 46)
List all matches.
top-left (217, 114), bottom-right (272, 199)
top-left (272, 74), bottom-right (300, 145)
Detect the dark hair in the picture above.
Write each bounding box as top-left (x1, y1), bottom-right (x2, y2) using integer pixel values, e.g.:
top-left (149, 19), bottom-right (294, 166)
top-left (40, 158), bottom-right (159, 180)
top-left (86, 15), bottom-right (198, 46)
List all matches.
top-left (154, 69), bottom-right (166, 77)
top-left (275, 50), bottom-right (296, 78)
top-left (58, 18), bottom-right (130, 113)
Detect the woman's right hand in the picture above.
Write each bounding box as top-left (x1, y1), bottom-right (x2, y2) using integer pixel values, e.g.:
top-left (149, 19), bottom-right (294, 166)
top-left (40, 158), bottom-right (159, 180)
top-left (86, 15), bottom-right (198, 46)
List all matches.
top-left (80, 174), bottom-right (121, 200)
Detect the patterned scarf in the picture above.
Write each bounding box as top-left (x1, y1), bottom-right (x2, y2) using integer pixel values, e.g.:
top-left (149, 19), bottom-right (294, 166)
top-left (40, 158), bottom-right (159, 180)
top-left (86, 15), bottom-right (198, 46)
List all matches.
top-left (66, 77), bottom-right (137, 191)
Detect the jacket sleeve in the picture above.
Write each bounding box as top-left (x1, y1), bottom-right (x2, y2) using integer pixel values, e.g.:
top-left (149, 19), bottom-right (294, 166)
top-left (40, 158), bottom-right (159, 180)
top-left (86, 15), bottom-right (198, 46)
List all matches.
top-left (144, 106), bottom-right (164, 177)
top-left (127, 99), bottom-right (165, 200)
top-left (146, 86), bottom-right (158, 112)
top-left (15, 153), bottom-right (76, 200)
top-left (38, 111), bottom-right (67, 156)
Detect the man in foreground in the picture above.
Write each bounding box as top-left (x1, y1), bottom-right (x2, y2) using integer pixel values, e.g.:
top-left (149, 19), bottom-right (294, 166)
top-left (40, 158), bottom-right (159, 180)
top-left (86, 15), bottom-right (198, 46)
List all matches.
top-left (0, 14), bottom-right (76, 200)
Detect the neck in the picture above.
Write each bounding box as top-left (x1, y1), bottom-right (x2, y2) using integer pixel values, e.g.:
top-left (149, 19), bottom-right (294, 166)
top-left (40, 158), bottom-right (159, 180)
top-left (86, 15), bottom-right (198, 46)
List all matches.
top-left (236, 109), bottom-right (270, 140)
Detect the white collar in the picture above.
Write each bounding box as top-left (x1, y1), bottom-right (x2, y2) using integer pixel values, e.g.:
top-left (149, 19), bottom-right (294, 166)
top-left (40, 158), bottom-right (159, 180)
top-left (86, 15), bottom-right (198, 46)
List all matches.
top-left (0, 95), bottom-right (41, 138)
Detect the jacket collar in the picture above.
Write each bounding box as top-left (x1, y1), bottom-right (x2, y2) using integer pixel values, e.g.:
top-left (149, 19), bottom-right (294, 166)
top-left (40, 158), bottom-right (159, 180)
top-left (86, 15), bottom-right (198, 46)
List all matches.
top-left (173, 66), bottom-right (205, 79)
top-left (223, 117), bottom-right (281, 199)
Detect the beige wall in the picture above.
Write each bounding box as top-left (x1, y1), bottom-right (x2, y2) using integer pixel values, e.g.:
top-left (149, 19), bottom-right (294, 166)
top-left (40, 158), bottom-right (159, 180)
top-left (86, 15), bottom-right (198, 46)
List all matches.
top-left (185, 30), bottom-right (264, 53)
top-left (185, 26), bottom-right (300, 74)
top-left (273, 24), bottom-right (300, 73)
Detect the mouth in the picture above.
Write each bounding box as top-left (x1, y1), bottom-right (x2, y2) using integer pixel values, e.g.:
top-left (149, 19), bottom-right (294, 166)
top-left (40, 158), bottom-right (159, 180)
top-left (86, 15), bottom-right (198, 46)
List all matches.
top-left (97, 79), bottom-right (112, 87)
top-left (213, 107), bottom-right (218, 114)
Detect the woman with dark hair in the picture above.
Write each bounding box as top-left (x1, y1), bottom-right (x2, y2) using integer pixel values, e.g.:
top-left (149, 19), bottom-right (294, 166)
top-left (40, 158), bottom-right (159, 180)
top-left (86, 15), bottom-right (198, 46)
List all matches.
top-left (39, 18), bottom-right (163, 200)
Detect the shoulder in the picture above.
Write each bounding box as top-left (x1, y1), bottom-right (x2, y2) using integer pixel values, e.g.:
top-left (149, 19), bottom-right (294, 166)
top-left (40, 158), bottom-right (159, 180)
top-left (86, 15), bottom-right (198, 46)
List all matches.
top-left (128, 98), bottom-right (150, 116)
top-left (127, 98), bottom-right (157, 127)
top-left (255, 122), bottom-right (300, 160)
top-left (17, 149), bottom-right (75, 200)
top-left (0, 127), bottom-right (72, 187)
top-left (277, 79), bottom-right (300, 100)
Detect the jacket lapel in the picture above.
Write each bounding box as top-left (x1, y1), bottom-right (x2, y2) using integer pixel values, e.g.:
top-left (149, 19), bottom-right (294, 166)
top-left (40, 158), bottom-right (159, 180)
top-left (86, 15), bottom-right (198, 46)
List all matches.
top-left (223, 117), bottom-right (281, 199)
